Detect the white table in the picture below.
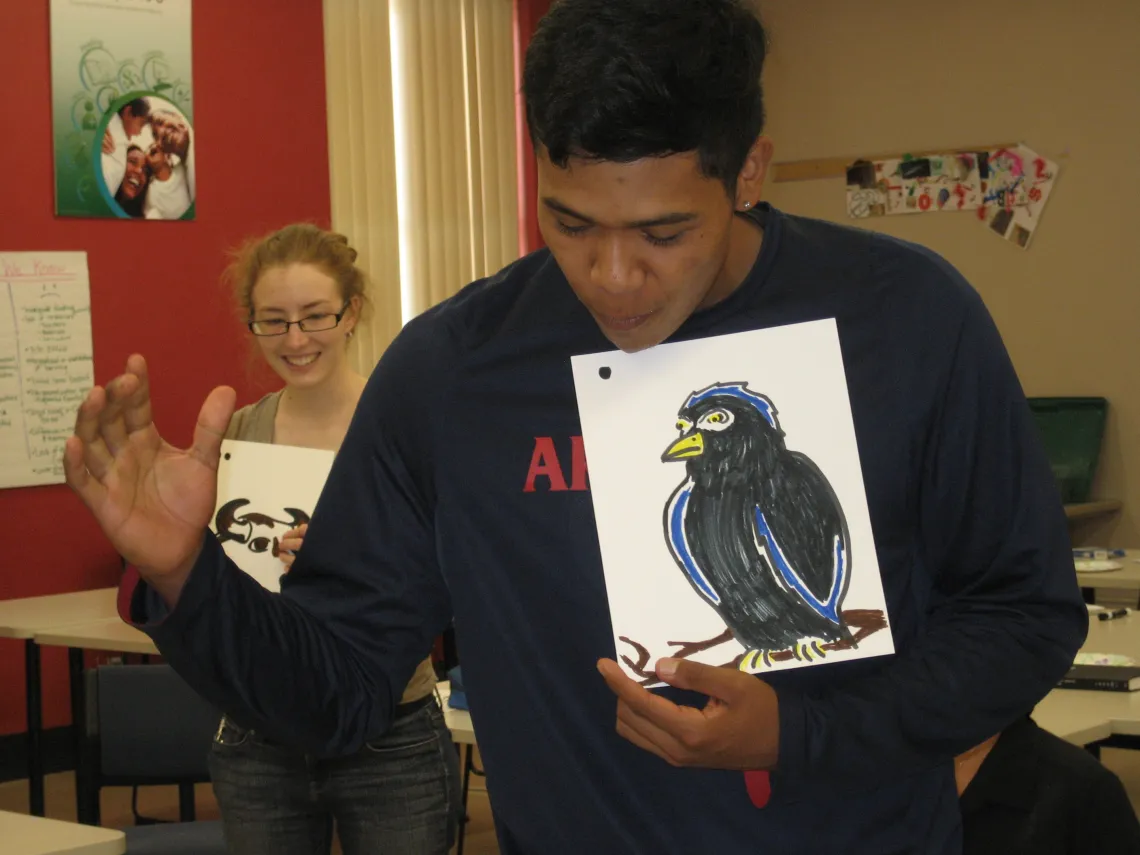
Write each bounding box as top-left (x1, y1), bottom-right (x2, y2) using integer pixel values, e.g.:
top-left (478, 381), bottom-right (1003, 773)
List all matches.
top-left (437, 681), bottom-right (475, 745)
top-left (0, 589), bottom-right (119, 817)
top-left (0, 810), bottom-right (124, 855)
top-left (35, 620), bottom-right (157, 657)
top-left (0, 590), bottom-right (119, 639)
top-left (1077, 550), bottom-right (1140, 592)
top-left (1035, 607), bottom-right (1140, 745)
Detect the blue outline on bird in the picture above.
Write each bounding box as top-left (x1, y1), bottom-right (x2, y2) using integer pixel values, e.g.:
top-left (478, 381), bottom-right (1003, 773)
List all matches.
top-left (661, 382), bottom-right (855, 671)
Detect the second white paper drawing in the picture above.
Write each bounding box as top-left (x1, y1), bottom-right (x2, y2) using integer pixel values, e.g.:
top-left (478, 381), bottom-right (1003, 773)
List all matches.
top-left (211, 439), bottom-right (336, 592)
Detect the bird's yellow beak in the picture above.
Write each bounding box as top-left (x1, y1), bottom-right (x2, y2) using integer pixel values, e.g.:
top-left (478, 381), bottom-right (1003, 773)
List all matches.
top-left (662, 432), bottom-right (704, 462)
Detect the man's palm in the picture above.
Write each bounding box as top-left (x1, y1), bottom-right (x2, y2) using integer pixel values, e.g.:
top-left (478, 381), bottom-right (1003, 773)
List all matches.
top-left (64, 355), bottom-right (235, 579)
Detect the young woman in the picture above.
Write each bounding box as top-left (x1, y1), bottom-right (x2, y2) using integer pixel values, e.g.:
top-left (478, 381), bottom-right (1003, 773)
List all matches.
top-left (207, 223), bottom-right (460, 855)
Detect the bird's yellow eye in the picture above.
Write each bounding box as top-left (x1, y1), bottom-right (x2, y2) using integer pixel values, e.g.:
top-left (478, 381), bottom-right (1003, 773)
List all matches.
top-left (696, 408), bottom-right (734, 432)
top-left (675, 418), bottom-right (693, 433)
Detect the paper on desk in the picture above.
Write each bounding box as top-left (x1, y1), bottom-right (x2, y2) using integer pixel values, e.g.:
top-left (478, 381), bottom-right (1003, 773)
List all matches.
top-left (1075, 558), bottom-right (1124, 572)
top-left (1075, 652), bottom-right (1138, 667)
top-left (0, 252), bottom-right (93, 490)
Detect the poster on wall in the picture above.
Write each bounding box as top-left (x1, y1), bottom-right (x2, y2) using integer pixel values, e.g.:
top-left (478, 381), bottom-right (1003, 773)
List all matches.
top-left (0, 252), bottom-right (94, 490)
top-left (50, 0), bottom-right (195, 221)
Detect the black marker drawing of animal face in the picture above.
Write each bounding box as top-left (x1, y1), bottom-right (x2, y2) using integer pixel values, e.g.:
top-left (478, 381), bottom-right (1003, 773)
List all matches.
top-left (214, 498), bottom-right (310, 558)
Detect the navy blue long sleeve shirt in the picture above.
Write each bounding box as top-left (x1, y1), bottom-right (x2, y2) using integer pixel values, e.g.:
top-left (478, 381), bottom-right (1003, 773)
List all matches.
top-left (125, 205), bottom-right (1086, 854)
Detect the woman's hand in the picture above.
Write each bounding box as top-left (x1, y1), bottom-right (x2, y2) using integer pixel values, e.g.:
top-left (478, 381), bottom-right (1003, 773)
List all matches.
top-left (278, 523), bottom-right (308, 570)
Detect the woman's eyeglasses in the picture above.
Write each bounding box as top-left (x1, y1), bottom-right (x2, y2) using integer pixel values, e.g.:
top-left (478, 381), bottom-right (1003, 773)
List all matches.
top-left (248, 302), bottom-right (351, 337)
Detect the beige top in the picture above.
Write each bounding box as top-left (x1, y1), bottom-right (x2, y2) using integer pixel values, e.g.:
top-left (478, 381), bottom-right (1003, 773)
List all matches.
top-left (226, 391), bottom-right (438, 705)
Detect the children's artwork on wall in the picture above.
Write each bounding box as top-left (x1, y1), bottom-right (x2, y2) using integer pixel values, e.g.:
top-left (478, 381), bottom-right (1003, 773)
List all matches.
top-left (979, 144), bottom-right (1058, 249)
top-left (846, 153), bottom-right (983, 218)
top-left (571, 321), bottom-right (894, 686)
top-left (844, 143), bottom-right (1059, 248)
top-left (211, 440), bottom-right (336, 591)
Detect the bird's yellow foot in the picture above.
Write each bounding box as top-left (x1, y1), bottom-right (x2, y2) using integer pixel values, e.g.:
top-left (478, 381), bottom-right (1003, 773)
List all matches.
top-left (738, 649), bottom-right (776, 671)
top-left (791, 638), bottom-right (828, 662)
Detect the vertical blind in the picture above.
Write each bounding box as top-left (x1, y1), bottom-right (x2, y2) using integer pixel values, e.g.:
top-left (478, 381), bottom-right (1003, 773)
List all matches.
top-left (324, 0), bottom-right (520, 374)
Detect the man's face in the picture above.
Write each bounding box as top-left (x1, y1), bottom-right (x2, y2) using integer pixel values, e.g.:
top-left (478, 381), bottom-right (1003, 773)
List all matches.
top-left (120, 148), bottom-right (147, 199)
top-left (537, 150), bottom-right (743, 353)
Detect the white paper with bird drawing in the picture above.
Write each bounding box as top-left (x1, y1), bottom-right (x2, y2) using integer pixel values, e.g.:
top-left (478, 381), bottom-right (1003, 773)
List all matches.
top-left (571, 319), bottom-right (893, 686)
top-left (210, 440), bottom-right (336, 592)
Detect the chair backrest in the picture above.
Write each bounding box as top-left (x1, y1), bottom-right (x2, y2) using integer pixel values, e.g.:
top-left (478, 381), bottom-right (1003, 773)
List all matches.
top-left (89, 663), bottom-right (220, 781)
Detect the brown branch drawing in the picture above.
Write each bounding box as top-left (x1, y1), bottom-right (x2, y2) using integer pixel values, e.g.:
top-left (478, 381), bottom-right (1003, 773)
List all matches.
top-left (619, 609), bottom-right (888, 686)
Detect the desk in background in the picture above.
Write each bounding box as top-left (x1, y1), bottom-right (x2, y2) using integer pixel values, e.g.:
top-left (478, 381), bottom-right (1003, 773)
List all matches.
top-left (0, 589), bottom-right (118, 816)
top-left (1036, 607), bottom-right (1140, 749)
top-left (0, 809), bottom-right (124, 855)
top-left (34, 621), bottom-right (157, 826)
top-left (1077, 550), bottom-right (1140, 596)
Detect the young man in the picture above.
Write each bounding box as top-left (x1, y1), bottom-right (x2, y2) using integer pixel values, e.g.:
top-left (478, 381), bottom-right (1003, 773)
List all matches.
top-left (66, 1), bottom-right (1085, 852)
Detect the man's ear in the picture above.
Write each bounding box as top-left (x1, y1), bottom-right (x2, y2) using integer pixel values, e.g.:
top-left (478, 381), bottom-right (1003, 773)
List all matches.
top-left (734, 136), bottom-right (774, 211)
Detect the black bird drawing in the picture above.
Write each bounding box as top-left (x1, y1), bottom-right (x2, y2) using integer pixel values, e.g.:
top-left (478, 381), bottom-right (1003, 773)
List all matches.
top-left (661, 382), bottom-right (854, 670)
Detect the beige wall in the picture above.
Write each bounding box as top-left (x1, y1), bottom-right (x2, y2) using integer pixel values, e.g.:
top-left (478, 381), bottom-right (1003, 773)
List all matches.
top-left (756, 0), bottom-right (1139, 548)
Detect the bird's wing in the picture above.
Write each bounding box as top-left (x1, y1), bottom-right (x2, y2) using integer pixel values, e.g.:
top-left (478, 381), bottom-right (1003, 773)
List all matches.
top-left (747, 506), bottom-right (848, 624)
top-left (664, 480), bottom-right (721, 606)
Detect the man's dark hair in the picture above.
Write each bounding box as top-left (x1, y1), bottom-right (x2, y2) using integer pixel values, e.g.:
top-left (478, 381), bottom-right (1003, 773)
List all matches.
top-left (523, 0), bottom-right (768, 195)
top-left (120, 97), bottom-right (150, 119)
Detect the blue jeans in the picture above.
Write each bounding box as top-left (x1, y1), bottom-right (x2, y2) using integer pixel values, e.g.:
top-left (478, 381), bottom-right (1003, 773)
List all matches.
top-left (208, 697), bottom-right (461, 855)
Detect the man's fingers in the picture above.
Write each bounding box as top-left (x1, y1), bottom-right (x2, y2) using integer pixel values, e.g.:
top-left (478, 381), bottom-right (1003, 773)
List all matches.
top-left (656, 657), bottom-right (753, 704)
top-left (598, 658), bottom-right (700, 736)
top-left (614, 714), bottom-right (682, 766)
top-left (121, 355), bottom-right (155, 434)
top-left (63, 435), bottom-right (106, 511)
top-left (189, 385), bottom-right (236, 467)
top-left (99, 375), bottom-right (134, 455)
top-left (73, 387), bottom-right (114, 480)
top-left (615, 701), bottom-right (692, 765)
top-left (279, 536), bottom-right (304, 553)
top-left (598, 658), bottom-right (710, 762)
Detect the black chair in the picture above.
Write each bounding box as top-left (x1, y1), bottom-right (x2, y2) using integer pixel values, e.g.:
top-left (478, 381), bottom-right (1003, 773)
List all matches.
top-left (83, 663), bottom-right (227, 854)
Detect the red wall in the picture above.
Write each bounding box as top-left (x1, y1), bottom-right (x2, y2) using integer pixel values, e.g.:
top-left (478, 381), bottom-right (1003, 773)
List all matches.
top-left (0, 0), bottom-right (331, 736)
top-left (513, 0), bottom-right (553, 256)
